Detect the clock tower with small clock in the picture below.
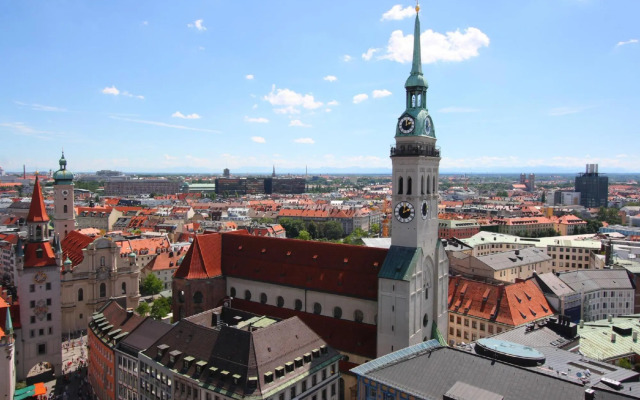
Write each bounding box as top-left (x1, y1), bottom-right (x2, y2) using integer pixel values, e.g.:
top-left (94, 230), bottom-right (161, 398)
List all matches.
top-left (53, 152), bottom-right (75, 242)
top-left (377, 4), bottom-right (449, 356)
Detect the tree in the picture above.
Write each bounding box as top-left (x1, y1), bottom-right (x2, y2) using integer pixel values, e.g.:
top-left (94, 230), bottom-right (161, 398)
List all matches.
top-left (150, 297), bottom-right (172, 320)
top-left (140, 274), bottom-right (164, 296)
top-left (323, 221), bottom-right (344, 240)
top-left (279, 218), bottom-right (306, 238)
top-left (297, 230), bottom-right (312, 240)
top-left (370, 223), bottom-right (381, 236)
top-left (496, 190), bottom-right (508, 198)
top-left (136, 302), bottom-right (150, 316)
top-left (597, 207), bottom-right (622, 225)
top-left (306, 221), bottom-right (319, 239)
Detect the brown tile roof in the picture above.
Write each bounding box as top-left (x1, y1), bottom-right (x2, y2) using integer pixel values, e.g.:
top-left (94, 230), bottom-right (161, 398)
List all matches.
top-left (23, 242), bottom-right (57, 268)
top-left (61, 231), bottom-right (94, 266)
top-left (173, 234), bottom-right (222, 279)
top-left (98, 300), bottom-right (145, 335)
top-left (221, 233), bottom-right (387, 300)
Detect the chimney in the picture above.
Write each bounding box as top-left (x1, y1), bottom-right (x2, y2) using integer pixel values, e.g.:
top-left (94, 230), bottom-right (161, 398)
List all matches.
top-left (611, 333), bottom-right (616, 343)
top-left (608, 314), bottom-right (613, 323)
top-left (634, 331), bottom-right (638, 342)
top-left (584, 389), bottom-right (595, 400)
top-left (515, 249), bottom-right (520, 256)
top-left (579, 320), bottom-right (584, 328)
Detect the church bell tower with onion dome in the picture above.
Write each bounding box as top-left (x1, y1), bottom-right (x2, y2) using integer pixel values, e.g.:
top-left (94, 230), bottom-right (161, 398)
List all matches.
top-left (53, 151), bottom-right (75, 242)
top-left (377, 3), bottom-right (449, 356)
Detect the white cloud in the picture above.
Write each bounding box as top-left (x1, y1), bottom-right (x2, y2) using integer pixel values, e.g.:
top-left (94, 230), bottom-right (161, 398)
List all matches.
top-left (362, 48), bottom-right (380, 61)
top-left (323, 75), bottom-right (337, 82)
top-left (0, 122), bottom-right (54, 138)
top-left (294, 138), bottom-right (315, 144)
top-left (245, 116), bottom-right (269, 123)
top-left (164, 154), bottom-right (177, 160)
top-left (548, 106), bottom-right (593, 116)
top-left (246, 74), bottom-right (255, 80)
top-left (381, 27), bottom-right (490, 64)
top-left (251, 136), bottom-right (266, 143)
top-left (372, 89), bottom-right (392, 98)
top-left (343, 55), bottom-right (353, 62)
top-left (102, 86), bottom-right (120, 96)
top-left (381, 5), bottom-right (415, 21)
top-left (142, 21), bottom-right (149, 26)
top-left (264, 85), bottom-right (323, 113)
top-left (438, 107), bottom-right (479, 113)
top-left (172, 111), bottom-right (201, 119)
top-left (289, 120), bottom-right (311, 128)
top-left (14, 101), bottom-right (67, 112)
top-left (187, 19), bottom-right (207, 31)
top-left (110, 116), bottom-right (220, 133)
top-left (325, 108), bottom-right (331, 113)
top-left (327, 100), bottom-right (339, 107)
top-left (616, 39), bottom-right (638, 47)
top-left (102, 86), bottom-right (144, 99)
top-left (353, 94), bottom-right (368, 104)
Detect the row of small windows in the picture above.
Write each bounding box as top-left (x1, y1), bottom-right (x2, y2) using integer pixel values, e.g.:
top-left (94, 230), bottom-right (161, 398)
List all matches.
top-left (230, 287), bottom-right (367, 323)
top-left (397, 175), bottom-right (437, 195)
top-left (87, 282), bottom-right (127, 300)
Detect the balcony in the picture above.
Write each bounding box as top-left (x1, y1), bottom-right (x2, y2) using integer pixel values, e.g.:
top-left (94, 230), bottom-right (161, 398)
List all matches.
top-left (390, 145), bottom-right (440, 158)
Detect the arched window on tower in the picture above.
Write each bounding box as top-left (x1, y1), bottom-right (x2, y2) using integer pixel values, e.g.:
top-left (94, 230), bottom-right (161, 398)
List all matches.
top-left (63, 205), bottom-right (67, 214)
top-left (433, 176), bottom-right (437, 193)
top-left (78, 288), bottom-right (84, 302)
top-left (121, 282), bottom-right (126, 295)
top-left (417, 94), bottom-right (422, 107)
top-left (421, 175), bottom-right (425, 195)
top-left (398, 177), bottom-right (403, 194)
top-left (411, 94), bottom-right (416, 107)
top-left (407, 177), bottom-right (412, 195)
top-left (35, 225), bottom-right (42, 241)
top-left (100, 256), bottom-right (105, 266)
top-left (427, 175), bottom-right (431, 194)
top-left (100, 283), bottom-right (106, 298)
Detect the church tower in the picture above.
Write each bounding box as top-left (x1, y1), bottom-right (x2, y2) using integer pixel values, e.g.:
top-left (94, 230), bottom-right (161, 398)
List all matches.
top-left (377, 5), bottom-right (449, 356)
top-left (53, 152), bottom-right (75, 242)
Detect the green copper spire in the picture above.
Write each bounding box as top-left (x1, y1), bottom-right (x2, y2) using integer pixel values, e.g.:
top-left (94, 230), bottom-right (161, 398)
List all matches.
top-left (405, 7), bottom-right (428, 89)
top-left (5, 307), bottom-right (13, 335)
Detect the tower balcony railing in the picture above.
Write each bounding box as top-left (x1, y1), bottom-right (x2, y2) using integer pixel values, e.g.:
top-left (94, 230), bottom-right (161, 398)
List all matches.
top-left (390, 145), bottom-right (440, 158)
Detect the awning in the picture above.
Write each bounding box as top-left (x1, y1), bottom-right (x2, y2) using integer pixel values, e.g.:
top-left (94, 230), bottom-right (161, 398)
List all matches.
top-left (14, 382), bottom-right (47, 400)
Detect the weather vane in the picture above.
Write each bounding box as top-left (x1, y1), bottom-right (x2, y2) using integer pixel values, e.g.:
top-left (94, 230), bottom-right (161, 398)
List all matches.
top-left (416, 0), bottom-right (420, 13)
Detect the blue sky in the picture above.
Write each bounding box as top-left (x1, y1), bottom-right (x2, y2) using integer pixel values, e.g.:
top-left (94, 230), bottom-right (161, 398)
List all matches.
top-left (1, 1), bottom-right (639, 174)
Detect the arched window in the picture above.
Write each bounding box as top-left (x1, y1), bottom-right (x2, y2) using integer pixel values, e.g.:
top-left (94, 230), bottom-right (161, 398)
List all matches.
top-left (411, 94), bottom-right (416, 107)
top-left (121, 282), bottom-right (126, 295)
top-left (63, 205), bottom-right (68, 214)
top-left (407, 177), bottom-right (412, 195)
top-left (78, 288), bottom-right (83, 302)
top-left (244, 290), bottom-right (252, 301)
top-left (417, 93), bottom-right (422, 107)
top-left (193, 291), bottom-right (203, 304)
top-left (230, 287), bottom-right (236, 298)
top-left (398, 177), bottom-right (403, 195)
top-left (100, 256), bottom-right (105, 266)
top-left (354, 310), bottom-right (364, 323)
top-left (277, 296), bottom-right (284, 307)
top-left (35, 225), bottom-right (42, 240)
top-left (100, 283), bottom-right (106, 298)
top-left (295, 299), bottom-right (303, 311)
top-left (179, 290), bottom-right (185, 303)
top-left (427, 175), bottom-right (431, 194)
top-left (313, 302), bottom-right (322, 315)
top-left (423, 314), bottom-right (429, 327)
top-left (433, 176), bottom-right (436, 193)
top-left (333, 307), bottom-right (342, 319)
top-left (421, 175), bottom-right (425, 195)
top-left (260, 293), bottom-right (267, 304)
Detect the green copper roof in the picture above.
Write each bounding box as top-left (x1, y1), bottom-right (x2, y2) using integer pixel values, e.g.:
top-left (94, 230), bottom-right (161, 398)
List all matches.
top-left (405, 12), bottom-right (428, 89)
top-left (53, 151), bottom-right (74, 184)
top-left (378, 245), bottom-right (421, 281)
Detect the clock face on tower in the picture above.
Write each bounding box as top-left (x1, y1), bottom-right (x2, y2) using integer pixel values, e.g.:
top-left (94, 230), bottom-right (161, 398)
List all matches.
top-left (398, 116), bottom-right (415, 134)
top-left (61, 189), bottom-right (69, 196)
top-left (395, 201), bottom-right (415, 223)
top-left (421, 200), bottom-right (429, 219)
top-left (425, 117), bottom-right (432, 135)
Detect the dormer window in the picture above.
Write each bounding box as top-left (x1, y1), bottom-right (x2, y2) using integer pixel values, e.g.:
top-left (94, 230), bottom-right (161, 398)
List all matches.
top-left (264, 371), bottom-right (273, 383)
top-left (312, 349), bottom-right (320, 359)
top-left (157, 344), bottom-right (169, 358)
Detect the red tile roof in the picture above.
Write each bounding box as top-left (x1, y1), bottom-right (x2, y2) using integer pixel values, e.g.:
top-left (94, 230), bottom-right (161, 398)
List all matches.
top-left (232, 298), bottom-right (376, 358)
top-left (61, 231), bottom-right (94, 266)
top-left (448, 276), bottom-right (553, 327)
top-left (173, 234), bottom-right (222, 279)
top-left (26, 177), bottom-right (49, 223)
top-left (222, 233), bottom-right (387, 300)
top-left (23, 242), bottom-right (56, 268)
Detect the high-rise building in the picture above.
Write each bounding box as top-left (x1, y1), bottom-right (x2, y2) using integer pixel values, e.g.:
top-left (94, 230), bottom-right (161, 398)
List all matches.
top-left (575, 163), bottom-right (608, 208)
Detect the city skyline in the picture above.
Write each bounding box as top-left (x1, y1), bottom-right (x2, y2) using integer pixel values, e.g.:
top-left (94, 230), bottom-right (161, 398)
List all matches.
top-left (1, 1), bottom-right (639, 173)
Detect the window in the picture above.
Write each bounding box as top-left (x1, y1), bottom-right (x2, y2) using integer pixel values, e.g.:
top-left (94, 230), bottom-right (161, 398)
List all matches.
top-left (38, 343), bottom-right (46, 355)
top-left (122, 282), bottom-right (127, 295)
top-left (407, 177), bottom-right (412, 195)
top-left (480, 323), bottom-right (485, 331)
top-left (46, 298), bottom-right (51, 305)
top-left (398, 177), bottom-right (403, 194)
top-left (230, 287), bottom-right (236, 297)
top-left (295, 299), bottom-right (303, 311)
top-left (333, 306), bottom-right (342, 319)
top-left (47, 313), bottom-right (52, 321)
top-left (277, 296), bottom-right (285, 307)
top-left (423, 314), bottom-right (428, 327)
top-left (449, 315), bottom-right (454, 323)
top-left (100, 256), bottom-right (105, 266)
top-left (46, 282), bottom-right (51, 290)
top-left (193, 291), bottom-right (203, 304)
top-left (100, 283), bottom-right (106, 298)
top-left (354, 309), bottom-right (364, 323)
top-left (472, 321), bottom-right (477, 329)
top-left (30, 330), bottom-right (35, 338)
top-left (260, 293), bottom-right (267, 304)
top-left (30, 316), bottom-right (35, 324)
top-left (457, 316), bottom-right (461, 324)
top-left (30, 300), bottom-right (35, 308)
top-left (302, 380), bottom-right (307, 392)
top-left (464, 319), bottom-right (469, 327)
top-left (245, 290), bottom-right (252, 301)
top-left (449, 327), bottom-right (454, 335)
top-left (313, 302), bottom-right (322, 315)
top-left (78, 288), bottom-right (84, 302)
top-left (29, 284), bottom-right (35, 293)
top-left (312, 375), bottom-right (317, 386)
